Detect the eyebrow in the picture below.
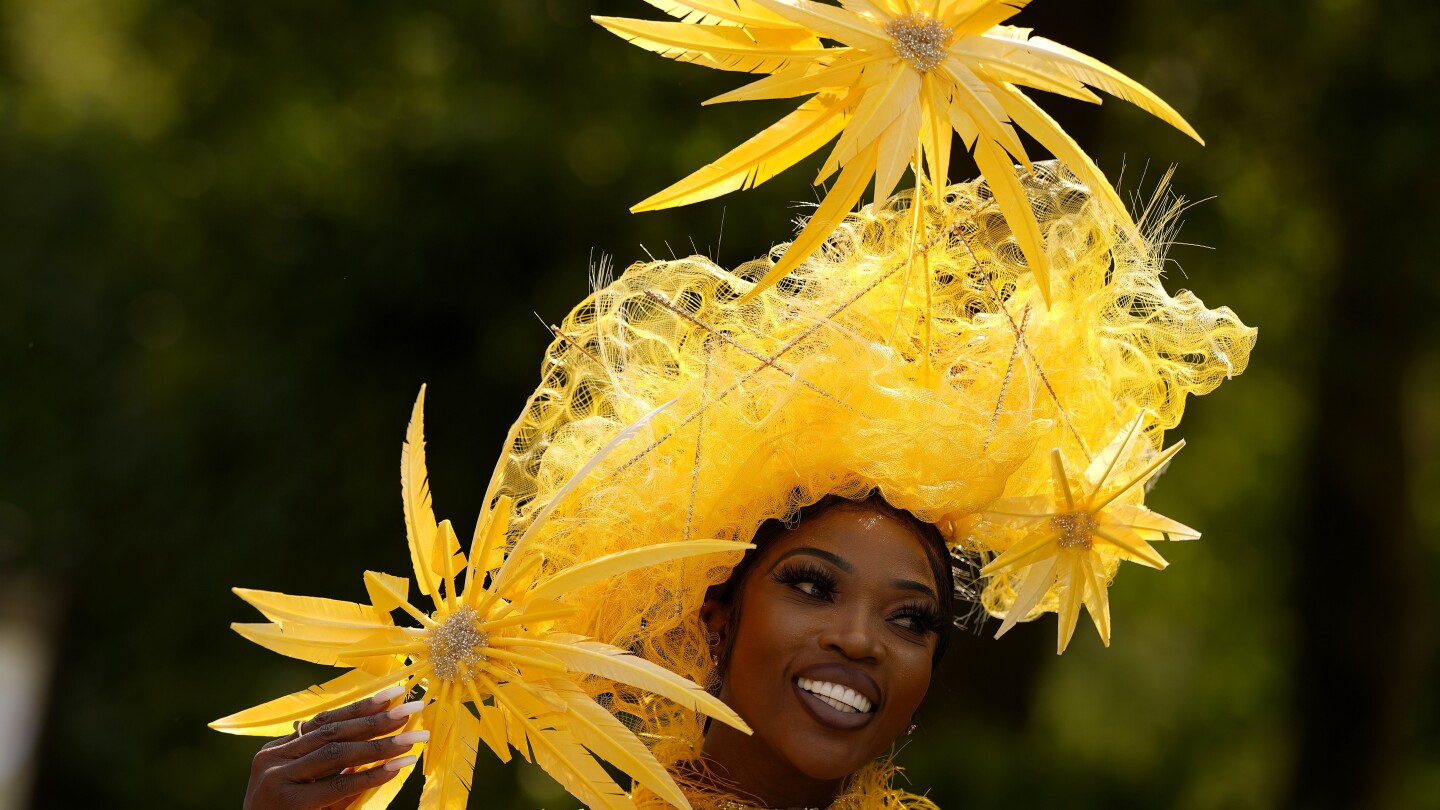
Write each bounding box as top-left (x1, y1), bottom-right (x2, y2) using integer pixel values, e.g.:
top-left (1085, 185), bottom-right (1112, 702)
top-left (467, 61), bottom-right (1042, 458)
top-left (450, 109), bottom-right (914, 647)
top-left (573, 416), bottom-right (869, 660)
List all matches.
top-left (769, 546), bottom-right (854, 573)
top-left (892, 578), bottom-right (938, 599)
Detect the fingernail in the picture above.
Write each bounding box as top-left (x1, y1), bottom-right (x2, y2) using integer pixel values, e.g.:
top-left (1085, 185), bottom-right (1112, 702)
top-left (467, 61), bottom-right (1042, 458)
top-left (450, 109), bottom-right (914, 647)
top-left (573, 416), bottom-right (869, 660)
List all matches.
top-left (383, 754), bottom-right (418, 772)
top-left (392, 730), bottom-right (430, 746)
top-left (387, 700), bottom-right (425, 720)
top-left (370, 685), bottom-right (406, 705)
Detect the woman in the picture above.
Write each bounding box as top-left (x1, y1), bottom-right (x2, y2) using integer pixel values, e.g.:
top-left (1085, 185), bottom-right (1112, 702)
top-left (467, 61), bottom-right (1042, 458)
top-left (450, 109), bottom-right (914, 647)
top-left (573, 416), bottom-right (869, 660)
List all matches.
top-left (244, 494), bottom-right (953, 809)
top-left (229, 158), bottom-right (1252, 809)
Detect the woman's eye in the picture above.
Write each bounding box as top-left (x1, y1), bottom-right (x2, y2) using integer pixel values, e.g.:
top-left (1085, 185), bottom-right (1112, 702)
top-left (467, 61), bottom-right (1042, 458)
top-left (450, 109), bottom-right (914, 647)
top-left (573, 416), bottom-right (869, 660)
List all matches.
top-left (795, 580), bottom-right (826, 597)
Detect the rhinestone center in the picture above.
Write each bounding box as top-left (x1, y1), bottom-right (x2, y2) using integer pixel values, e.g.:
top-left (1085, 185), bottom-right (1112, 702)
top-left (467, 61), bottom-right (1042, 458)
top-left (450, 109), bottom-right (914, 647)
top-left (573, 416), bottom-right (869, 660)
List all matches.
top-left (426, 605), bottom-right (488, 682)
top-left (1051, 511), bottom-right (1098, 550)
top-left (885, 13), bottom-right (954, 74)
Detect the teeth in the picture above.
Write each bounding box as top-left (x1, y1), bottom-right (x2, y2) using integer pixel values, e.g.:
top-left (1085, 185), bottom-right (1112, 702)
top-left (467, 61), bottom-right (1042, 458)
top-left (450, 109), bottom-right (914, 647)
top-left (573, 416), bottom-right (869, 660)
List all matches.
top-left (797, 677), bottom-right (873, 713)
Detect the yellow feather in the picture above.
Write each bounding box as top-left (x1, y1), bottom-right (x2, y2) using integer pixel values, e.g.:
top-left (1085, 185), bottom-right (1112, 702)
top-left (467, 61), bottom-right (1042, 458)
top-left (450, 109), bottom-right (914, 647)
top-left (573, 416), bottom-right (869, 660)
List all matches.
top-left (705, 56), bottom-right (869, 104)
top-left (527, 722), bottom-right (635, 810)
top-left (633, 92), bottom-right (853, 212)
top-left (992, 555), bottom-right (1056, 640)
top-left (642, 0), bottom-right (795, 27)
top-left (970, 137), bottom-right (1051, 303)
top-left (494, 398), bottom-right (676, 587)
top-left (1054, 553), bottom-right (1085, 654)
top-left (997, 32), bottom-right (1204, 143)
top-left (526, 539), bottom-right (751, 604)
top-left (362, 571), bottom-right (410, 612)
top-left (819, 66), bottom-right (918, 182)
top-left (1083, 411), bottom-right (1148, 492)
top-left (209, 663), bottom-right (417, 736)
top-left (940, 61), bottom-right (1029, 167)
top-left (921, 76), bottom-right (953, 203)
top-left (1106, 504), bottom-right (1201, 541)
top-left (1080, 555), bottom-right (1111, 646)
top-left (592, 16), bottom-right (826, 74)
top-left (965, 49), bottom-right (1102, 104)
top-left (549, 680), bottom-right (693, 810)
top-left (871, 100), bottom-right (923, 205)
top-left (949, 0), bottom-right (1030, 35)
top-left (402, 385), bottom-right (442, 600)
top-left (980, 527), bottom-right (1060, 577)
top-left (465, 494), bottom-right (512, 604)
top-left (749, 0), bottom-right (890, 51)
top-left (230, 622), bottom-right (383, 667)
top-left (418, 687), bottom-right (482, 810)
top-left (993, 81), bottom-right (1138, 242)
top-left (470, 695), bottom-right (512, 763)
top-left (525, 636), bottom-right (751, 733)
top-left (343, 714), bottom-right (422, 809)
top-left (740, 139), bottom-right (877, 304)
top-left (1094, 525), bottom-right (1168, 570)
top-left (233, 588), bottom-right (392, 629)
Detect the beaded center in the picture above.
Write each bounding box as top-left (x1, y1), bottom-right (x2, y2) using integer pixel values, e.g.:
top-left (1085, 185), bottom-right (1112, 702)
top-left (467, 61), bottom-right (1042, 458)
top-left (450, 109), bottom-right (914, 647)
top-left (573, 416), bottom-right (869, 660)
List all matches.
top-left (1051, 511), bottom-right (1098, 550)
top-left (884, 13), bottom-right (954, 74)
top-left (426, 605), bottom-right (488, 682)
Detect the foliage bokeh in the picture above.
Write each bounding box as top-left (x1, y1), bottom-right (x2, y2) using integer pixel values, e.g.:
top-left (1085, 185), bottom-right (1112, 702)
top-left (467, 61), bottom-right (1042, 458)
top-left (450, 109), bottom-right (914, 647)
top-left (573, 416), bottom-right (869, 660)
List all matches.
top-left (1, 0), bottom-right (1436, 807)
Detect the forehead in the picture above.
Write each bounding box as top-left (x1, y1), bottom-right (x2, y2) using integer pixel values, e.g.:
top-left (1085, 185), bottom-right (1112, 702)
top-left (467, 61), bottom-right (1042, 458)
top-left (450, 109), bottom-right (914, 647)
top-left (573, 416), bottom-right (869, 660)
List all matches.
top-left (757, 505), bottom-right (938, 585)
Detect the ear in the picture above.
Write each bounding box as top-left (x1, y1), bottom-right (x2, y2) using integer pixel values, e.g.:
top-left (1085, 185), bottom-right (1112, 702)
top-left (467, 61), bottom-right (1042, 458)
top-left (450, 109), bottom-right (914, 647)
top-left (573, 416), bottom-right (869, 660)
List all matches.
top-left (699, 598), bottom-right (731, 653)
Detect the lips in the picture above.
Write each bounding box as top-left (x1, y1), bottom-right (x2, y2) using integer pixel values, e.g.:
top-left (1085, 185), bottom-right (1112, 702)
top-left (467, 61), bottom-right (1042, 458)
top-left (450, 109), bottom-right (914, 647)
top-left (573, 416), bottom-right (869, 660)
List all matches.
top-left (791, 663), bottom-right (880, 730)
top-left (797, 677), bottom-right (873, 713)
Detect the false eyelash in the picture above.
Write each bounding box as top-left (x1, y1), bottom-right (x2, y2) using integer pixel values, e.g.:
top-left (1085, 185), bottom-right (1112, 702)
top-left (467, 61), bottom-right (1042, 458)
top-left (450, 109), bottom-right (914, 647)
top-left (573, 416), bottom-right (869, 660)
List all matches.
top-left (892, 603), bottom-right (946, 635)
top-left (772, 560), bottom-right (839, 597)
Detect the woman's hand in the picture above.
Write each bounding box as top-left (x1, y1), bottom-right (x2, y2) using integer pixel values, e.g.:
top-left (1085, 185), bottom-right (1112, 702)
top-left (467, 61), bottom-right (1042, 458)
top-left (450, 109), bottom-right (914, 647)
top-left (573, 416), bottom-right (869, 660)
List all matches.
top-left (243, 685), bottom-right (428, 810)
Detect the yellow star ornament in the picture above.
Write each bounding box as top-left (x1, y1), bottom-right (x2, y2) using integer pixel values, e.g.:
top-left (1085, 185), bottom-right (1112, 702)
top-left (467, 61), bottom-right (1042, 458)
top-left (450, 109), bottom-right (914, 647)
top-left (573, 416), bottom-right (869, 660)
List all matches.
top-left (978, 412), bottom-right (1200, 654)
top-left (596, 0), bottom-right (1201, 304)
top-left (211, 386), bottom-right (751, 810)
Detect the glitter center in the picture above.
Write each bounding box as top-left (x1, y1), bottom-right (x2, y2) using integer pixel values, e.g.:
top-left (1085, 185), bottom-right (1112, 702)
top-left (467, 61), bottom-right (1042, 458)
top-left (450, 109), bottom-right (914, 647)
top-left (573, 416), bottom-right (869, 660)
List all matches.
top-left (1050, 511), bottom-right (1098, 550)
top-left (884, 13), bottom-right (954, 74)
top-left (426, 605), bottom-right (489, 682)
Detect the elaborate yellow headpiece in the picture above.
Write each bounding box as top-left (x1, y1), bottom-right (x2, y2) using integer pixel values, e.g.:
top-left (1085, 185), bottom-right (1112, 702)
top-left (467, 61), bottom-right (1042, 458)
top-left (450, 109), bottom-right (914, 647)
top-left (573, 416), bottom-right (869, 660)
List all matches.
top-left (213, 3), bottom-right (1254, 808)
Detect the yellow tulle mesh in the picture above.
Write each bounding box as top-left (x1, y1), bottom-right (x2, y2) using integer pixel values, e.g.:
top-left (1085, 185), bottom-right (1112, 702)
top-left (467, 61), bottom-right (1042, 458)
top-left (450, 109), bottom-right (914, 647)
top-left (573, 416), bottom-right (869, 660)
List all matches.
top-left (489, 161), bottom-right (1254, 781)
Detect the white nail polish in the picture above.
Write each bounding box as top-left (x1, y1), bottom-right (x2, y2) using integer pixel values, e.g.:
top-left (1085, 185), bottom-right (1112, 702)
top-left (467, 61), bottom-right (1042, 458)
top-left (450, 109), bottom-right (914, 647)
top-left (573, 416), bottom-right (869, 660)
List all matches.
top-left (370, 685), bottom-right (406, 705)
top-left (387, 700), bottom-right (425, 720)
top-left (392, 730), bottom-right (430, 746)
top-left (383, 754), bottom-right (418, 772)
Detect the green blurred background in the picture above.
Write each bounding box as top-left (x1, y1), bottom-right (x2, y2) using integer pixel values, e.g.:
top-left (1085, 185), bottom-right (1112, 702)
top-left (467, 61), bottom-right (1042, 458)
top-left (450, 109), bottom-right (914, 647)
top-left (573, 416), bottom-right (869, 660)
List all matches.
top-left (2, 0), bottom-right (1436, 807)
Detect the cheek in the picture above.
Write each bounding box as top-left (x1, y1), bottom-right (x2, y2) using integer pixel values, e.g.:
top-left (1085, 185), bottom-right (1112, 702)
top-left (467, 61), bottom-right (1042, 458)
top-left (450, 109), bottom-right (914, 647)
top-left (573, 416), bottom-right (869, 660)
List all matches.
top-left (884, 645), bottom-right (935, 721)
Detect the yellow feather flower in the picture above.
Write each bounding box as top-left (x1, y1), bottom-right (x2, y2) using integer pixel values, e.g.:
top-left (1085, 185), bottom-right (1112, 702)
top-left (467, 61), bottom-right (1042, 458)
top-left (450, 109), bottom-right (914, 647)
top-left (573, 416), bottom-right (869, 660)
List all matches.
top-left (211, 386), bottom-right (751, 810)
top-left (596, 0), bottom-right (1202, 305)
top-left (978, 411), bottom-right (1200, 654)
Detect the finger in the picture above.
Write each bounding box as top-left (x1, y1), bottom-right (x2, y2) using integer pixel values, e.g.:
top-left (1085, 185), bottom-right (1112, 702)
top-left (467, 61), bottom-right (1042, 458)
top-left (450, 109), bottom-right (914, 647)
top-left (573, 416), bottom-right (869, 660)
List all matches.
top-left (296, 685), bottom-right (408, 736)
top-left (286, 755), bottom-right (417, 808)
top-left (286, 728), bottom-right (429, 784)
top-left (277, 700), bottom-right (426, 763)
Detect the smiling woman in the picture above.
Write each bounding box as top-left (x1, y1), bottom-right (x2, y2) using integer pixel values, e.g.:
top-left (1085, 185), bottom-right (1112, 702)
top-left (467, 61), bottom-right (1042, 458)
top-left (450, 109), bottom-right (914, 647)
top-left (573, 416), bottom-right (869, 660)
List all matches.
top-left (233, 158), bottom-right (1251, 809)
top-left (690, 495), bottom-right (951, 808)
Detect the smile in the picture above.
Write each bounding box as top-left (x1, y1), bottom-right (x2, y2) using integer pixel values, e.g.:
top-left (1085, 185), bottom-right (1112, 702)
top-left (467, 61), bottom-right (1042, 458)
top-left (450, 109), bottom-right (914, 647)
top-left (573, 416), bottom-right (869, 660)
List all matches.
top-left (796, 677), bottom-right (874, 714)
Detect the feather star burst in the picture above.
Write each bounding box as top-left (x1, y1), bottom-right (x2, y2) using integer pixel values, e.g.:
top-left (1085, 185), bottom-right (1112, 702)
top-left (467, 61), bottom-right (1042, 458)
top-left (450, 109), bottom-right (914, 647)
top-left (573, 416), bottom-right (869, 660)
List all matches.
top-left (978, 412), bottom-right (1200, 654)
top-left (212, 386), bottom-right (751, 810)
top-left (596, 0), bottom-right (1203, 305)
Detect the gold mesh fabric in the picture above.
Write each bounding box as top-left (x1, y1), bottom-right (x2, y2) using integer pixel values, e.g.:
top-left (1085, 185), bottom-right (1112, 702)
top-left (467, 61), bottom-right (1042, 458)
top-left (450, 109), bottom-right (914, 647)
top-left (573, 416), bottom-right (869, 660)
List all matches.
top-left (490, 161), bottom-right (1254, 773)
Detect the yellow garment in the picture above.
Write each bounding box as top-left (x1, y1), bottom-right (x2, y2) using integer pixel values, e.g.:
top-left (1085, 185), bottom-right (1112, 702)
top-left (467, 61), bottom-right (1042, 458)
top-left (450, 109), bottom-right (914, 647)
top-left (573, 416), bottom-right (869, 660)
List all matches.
top-left (629, 759), bottom-right (940, 809)
top-left (498, 161), bottom-right (1254, 782)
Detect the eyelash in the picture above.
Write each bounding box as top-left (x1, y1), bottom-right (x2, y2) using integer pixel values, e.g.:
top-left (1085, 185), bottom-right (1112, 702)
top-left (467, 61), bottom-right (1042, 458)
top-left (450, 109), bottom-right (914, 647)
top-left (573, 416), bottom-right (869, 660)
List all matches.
top-left (772, 562), bottom-right (944, 635)
top-left (773, 561), bottom-right (838, 599)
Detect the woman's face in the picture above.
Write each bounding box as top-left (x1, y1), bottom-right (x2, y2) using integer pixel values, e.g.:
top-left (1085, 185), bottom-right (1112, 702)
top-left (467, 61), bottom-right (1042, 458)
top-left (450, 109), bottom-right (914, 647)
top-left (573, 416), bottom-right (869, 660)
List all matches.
top-left (703, 503), bottom-right (943, 785)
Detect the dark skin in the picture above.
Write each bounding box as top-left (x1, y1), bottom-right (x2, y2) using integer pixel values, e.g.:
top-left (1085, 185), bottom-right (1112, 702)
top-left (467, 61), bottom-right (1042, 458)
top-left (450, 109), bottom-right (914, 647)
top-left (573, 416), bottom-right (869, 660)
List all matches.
top-left (698, 503), bottom-right (943, 808)
top-left (248, 503), bottom-right (941, 808)
top-left (243, 686), bottom-right (427, 810)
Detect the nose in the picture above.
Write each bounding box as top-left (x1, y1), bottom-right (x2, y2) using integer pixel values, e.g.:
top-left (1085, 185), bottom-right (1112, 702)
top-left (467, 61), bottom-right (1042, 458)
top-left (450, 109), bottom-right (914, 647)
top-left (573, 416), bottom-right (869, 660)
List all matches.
top-left (817, 603), bottom-right (883, 662)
